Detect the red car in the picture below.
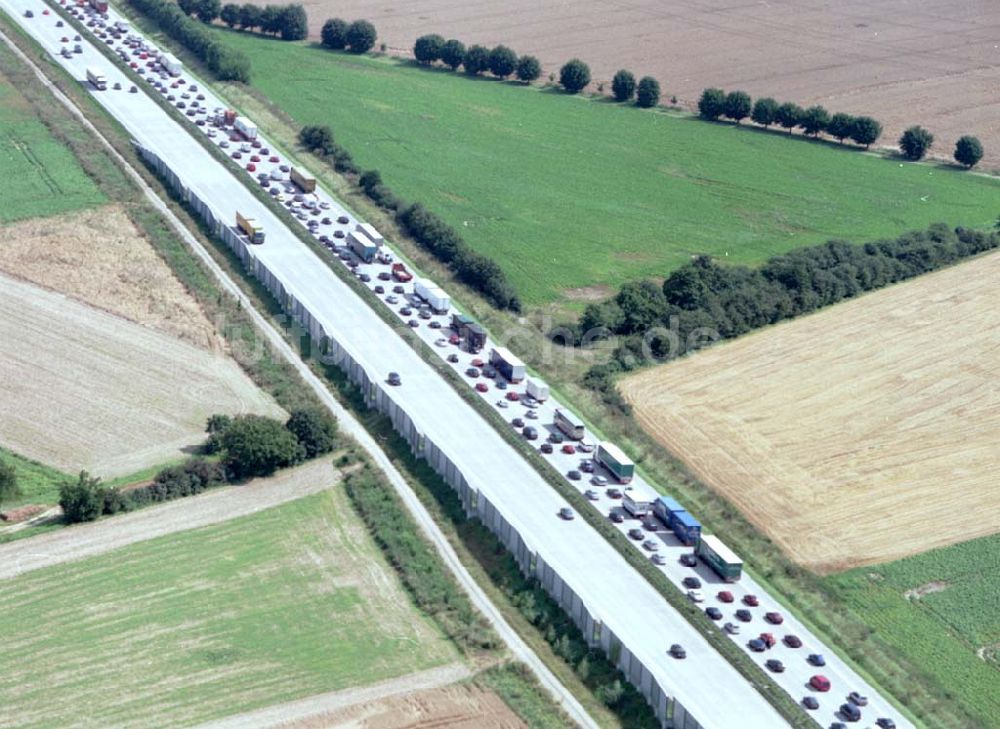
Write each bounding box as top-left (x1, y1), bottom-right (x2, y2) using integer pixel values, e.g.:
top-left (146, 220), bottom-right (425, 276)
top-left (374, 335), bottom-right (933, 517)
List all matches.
top-left (251, 139), bottom-right (262, 148)
top-left (60, 36), bottom-right (69, 42)
top-left (765, 611), bottom-right (784, 625)
top-left (717, 591), bottom-right (735, 603)
top-left (743, 594), bottom-right (759, 607)
top-left (471, 358), bottom-right (484, 368)
top-left (505, 391), bottom-right (520, 401)
top-left (759, 632), bottom-right (776, 649)
top-left (246, 163), bottom-right (256, 172)
top-left (448, 334), bottom-right (460, 345)
top-left (475, 382), bottom-right (489, 393)
top-left (561, 444), bottom-right (576, 455)
top-left (269, 155), bottom-right (279, 163)
top-left (809, 675), bottom-right (831, 692)
top-left (783, 634), bottom-right (802, 648)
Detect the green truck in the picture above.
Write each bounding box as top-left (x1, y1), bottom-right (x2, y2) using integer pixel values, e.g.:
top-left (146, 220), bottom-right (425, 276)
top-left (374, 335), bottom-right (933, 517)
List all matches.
top-left (697, 534), bottom-right (743, 582)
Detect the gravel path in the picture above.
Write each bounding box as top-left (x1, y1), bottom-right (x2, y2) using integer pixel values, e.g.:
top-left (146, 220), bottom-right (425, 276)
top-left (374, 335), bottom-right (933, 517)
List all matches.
top-left (0, 459), bottom-right (338, 581)
top-left (195, 662), bottom-right (473, 729)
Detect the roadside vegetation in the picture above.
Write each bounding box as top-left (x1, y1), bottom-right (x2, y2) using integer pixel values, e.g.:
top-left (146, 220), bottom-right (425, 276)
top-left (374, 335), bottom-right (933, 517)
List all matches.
top-left (0, 448), bottom-right (70, 510)
top-left (202, 31), bottom-right (998, 309)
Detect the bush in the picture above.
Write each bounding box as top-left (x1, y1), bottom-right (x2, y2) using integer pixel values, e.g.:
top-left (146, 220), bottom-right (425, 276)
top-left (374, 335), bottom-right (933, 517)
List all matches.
top-left (697, 88), bottom-right (726, 119)
top-left (488, 45), bottom-right (518, 79)
top-left (559, 59), bottom-right (590, 93)
top-left (462, 44), bottom-right (490, 75)
top-left (345, 19), bottom-right (377, 53)
top-left (635, 76), bottom-right (660, 108)
top-left (298, 124), bottom-right (335, 155)
top-left (724, 90), bottom-right (751, 123)
top-left (320, 17), bottom-right (348, 49)
top-left (221, 414), bottom-right (305, 478)
top-left (286, 409), bottom-right (338, 458)
top-left (954, 135), bottom-right (983, 168)
top-left (413, 33), bottom-right (444, 64)
top-left (899, 125), bottom-right (934, 161)
top-left (515, 55), bottom-right (541, 82)
top-left (611, 69), bottom-right (635, 102)
top-left (850, 116), bottom-right (882, 149)
top-left (278, 4), bottom-right (308, 41)
top-left (59, 472), bottom-right (110, 524)
top-left (440, 39), bottom-right (465, 70)
top-left (0, 460), bottom-right (21, 507)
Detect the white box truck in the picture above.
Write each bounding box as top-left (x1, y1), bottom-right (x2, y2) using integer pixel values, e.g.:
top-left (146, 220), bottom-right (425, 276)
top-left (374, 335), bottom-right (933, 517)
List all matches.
top-left (160, 52), bottom-right (182, 77)
top-left (234, 116), bottom-right (258, 141)
top-left (355, 222), bottom-right (384, 245)
top-left (414, 279), bottom-right (450, 314)
top-left (85, 67), bottom-right (107, 90)
top-left (525, 379), bottom-right (550, 402)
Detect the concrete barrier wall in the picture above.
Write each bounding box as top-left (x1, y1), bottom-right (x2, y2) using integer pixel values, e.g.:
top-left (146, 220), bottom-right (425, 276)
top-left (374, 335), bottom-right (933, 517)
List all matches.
top-left (139, 144), bottom-right (697, 729)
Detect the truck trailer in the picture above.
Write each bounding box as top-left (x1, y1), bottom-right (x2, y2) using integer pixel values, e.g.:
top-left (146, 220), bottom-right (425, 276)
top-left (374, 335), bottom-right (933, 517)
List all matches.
top-left (414, 279), bottom-right (450, 314)
top-left (236, 212), bottom-right (265, 244)
top-left (85, 67), bottom-right (107, 90)
top-left (289, 167), bottom-right (316, 193)
top-left (489, 347), bottom-right (525, 383)
top-left (347, 230), bottom-right (377, 263)
top-left (623, 494), bottom-right (651, 518)
top-left (697, 535), bottom-right (743, 582)
top-left (595, 442), bottom-right (634, 483)
top-left (451, 314), bottom-right (486, 353)
top-left (89, 0), bottom-right (107, 13)
top-left (160, 52), bottom-right (182, 77)
top-left (234, 116), bottom-right (258, 140)
top-left (525, 379), bottom-right (550, 402)
top-left (653, 496), bottom-right (702, 546)
top-left (356, 222), bottom-right (384, 245)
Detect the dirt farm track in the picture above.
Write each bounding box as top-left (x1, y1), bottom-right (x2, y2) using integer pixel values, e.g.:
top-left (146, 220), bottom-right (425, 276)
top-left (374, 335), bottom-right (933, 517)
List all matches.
top-left (620, 250), bottom-right (1000, 574)
top-left (305, 0), bottom-right (1000, 166)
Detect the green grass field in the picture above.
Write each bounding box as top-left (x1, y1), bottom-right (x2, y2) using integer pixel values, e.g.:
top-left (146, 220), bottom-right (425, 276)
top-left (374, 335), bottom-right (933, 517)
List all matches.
top-left (208, 31), bottom-right (998, 306)
top-left (0, 487), bottom-right (457, 728)
top-left (0, 50), bottom-right (105, 222)
top-left (824, 534), bottom-right (1000, 726)
top-left (0, 447), bottom-right (71, 509)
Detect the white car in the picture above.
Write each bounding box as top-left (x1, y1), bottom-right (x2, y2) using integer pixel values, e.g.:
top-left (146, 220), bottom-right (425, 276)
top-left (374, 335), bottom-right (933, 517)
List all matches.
top-left (724, 622), bottom-right (740, 635)
top-left (687, 590), bottom-right (705, 603)
top-left (525, 409), bottom-right (539, 419)
top-left (592, 475), bottom-right (608, 487)
top-left (578, 440), bottom-right (595, 453)
top-left (496, 400), bottom-right (509, 409)
top-left (435, 338), bottom-right (448, 347)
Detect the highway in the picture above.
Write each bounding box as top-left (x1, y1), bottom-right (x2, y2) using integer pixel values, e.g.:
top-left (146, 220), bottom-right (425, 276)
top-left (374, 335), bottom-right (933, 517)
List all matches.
top-left (2, 2), bottom-right (910, 727)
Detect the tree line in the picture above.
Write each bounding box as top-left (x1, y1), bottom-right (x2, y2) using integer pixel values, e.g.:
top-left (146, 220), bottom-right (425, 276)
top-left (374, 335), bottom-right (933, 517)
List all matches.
top-left (211, 2), bottom-right (308, 40)
top-left (60, 409), bottom-right (338, 523)
top-left (320, 17), bottom-right (378, 54)
top-left (412, 34), bottom-right (541, 82)
top-left (575, 224), bottom-right (999, 405)
top-left (298, 125), bottom-right (522, 311)
top-left (125, 0), bottom-right (253, 80)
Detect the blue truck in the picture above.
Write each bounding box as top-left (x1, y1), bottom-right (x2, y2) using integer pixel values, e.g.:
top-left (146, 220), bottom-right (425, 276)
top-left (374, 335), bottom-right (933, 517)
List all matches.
top-left (653, 496), bottom-right (702, 546)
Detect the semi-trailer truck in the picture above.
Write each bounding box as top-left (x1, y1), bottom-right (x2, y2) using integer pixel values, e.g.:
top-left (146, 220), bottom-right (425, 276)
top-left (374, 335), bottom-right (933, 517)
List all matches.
top-left (347, 230), bottom-right (377, 263)
top-left (595, 442), bottom-right (635, 483)
top-left (356, 222), bottom-right (384, 245)
top-left (89, 0), bottom-right (108, 12)
top-left (414, 279), bottom-right (450, 314)
top-left (653, 496), bottom-right (702, 546)
top-left (451, 314), bottom-right (486, 353)
top-left (234, 116), bottom-right (258, 140)
top-left (489, 347), bottom-right (525, 383)
top-left (85, 67), bottom-right (107, 90)
top-left (160, 53), bottom-right (182, 77)
top-left (290, 167), bottom-right (316, 193)
top-left (623, 494), bottom-right (651, 518)
top-left (697, 535), bottom-right (743, 582)
top-left (236, 212), bottom-right (265, 244)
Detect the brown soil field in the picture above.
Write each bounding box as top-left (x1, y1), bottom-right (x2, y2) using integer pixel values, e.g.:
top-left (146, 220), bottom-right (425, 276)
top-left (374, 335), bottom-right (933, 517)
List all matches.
top-left (0, 206), bottom-right (219, 349)
top-left (0, 272), bottom-right (283, 477)
top-left (279, 680), bottom-right (524, 729)
top-left (303, 0), bottom-right (1000, 166)
top-left (620, 251), bottom-right (1000, 574)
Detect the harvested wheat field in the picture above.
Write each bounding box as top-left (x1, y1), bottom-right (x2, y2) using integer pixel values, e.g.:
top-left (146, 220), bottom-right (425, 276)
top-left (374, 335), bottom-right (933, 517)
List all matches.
top-left (312, 0), bottom-right (1000, 166)
top-left (0, 273), bottom-right (282, 478)
top-left (621, 251), bottom-right (1000, 574)
top-left (0, 206), bottom-right (218, 349)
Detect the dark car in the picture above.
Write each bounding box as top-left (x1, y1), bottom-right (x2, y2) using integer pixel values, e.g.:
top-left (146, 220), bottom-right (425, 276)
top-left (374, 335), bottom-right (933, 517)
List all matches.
top-left (408, 319), bottom-right (419, 328)
top-left (669, 644), bottom-right (686, 659)
top-left (392, 284), bottom-right (405, 294)
top-left (358, 273), bottom-right (371, 283)
top-left (808, 653), bottom-right (826, 666)
top-left (333, 230), bottom-right (345, 239)
top-left (511, 417), bottom-right (524, 428)
top-left (580, 460), bottom-right (595, 473)
top-left (628, 528), bottom-right (644, 540)
top-left (748, 638), bottom-right (766, 652)
top-left (387, 372), bottom-right (401, 386)
top-left (840, 703), bottom-right (861, 722)
top-left (337, 215), bottom-right (349, 224)
top-left (548, 431), bottom-right (564, 444)
top-left (606, 488), bottom-right (623, 499)
top-left (399, 306), bottom-right (413, 316)
top-left (680, 553), bottom-right (698, 567)
top-left (465, 367), bottom-right (480, 378)
top-left (765, 659), bottom-right (785, 673)
top-left (682, 576), bottom-right (702, 589)
top-left (419, 309), bottom-right (432, 320)
top-left (447, 353), bottom-right (459, 363)
top-left (428, 321), bottom-right (442, 329)
top-left (495, 380), bottom-right (507, 390)
top-left (743, 594), bottom-right (759, 607)
top-left (609, 511), bottom-right (624, 523)
top-left (875, 720), bottom-right (896, 729)
top-left (522, 426), bottom-right (538, 440)
top-left (567, 470), bottom-right (582, 481)
top-left (736, 609), bottom-right (753, 622)
top-left (373, 285), bottom-right (384, 294)
top-left (705, 607), bottom-right (723, 620)
top-left (784, 634), bottom-right (802, 648)
top-left (802, 696), bottom-right (819, 710)
top-left (540, 442), bottom-right (553, 454)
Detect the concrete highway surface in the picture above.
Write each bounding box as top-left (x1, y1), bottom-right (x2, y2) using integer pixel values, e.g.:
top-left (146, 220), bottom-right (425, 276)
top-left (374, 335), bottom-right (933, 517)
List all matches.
top-left (2, 1), bottom-right (912, 727)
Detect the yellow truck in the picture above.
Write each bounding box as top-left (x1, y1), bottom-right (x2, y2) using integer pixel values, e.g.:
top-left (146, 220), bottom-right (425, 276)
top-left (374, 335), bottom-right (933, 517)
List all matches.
top-left (236, 212), bottom-right (265, 244)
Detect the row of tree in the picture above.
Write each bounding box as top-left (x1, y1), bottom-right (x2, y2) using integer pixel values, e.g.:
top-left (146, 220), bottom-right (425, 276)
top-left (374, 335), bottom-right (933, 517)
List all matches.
top-left (610, 69), bottom-right (661, 108)
top-left (60, 410), bottom-right (338, 523)
top-left (412, 35), bottom-right (542, 82)
top-left (125, 0), bottom-right (252, 81)
top-left (320, 18), bottom-right (378, 54)
top-left (578, 224), bottom-right (999, 403)
top-left (298, 124), bottom-right (521, 311)
top-left (211, 2), bottom-right (308, 40)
